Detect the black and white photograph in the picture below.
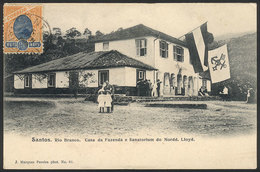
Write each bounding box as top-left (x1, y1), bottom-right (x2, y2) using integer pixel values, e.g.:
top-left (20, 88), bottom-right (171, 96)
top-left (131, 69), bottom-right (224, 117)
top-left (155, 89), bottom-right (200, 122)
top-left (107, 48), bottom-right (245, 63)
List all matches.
top-left (2, 2), bottom-right (257, 169)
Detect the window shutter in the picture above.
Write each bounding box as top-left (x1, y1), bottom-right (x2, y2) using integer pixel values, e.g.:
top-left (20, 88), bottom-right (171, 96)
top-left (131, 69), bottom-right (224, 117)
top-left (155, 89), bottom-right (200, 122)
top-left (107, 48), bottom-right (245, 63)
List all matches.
top-left (166, 43), bottom-right (168, 57)
top-left (53, 74), bottom-right (56, 87)
top-left (144, 39), bottom-right (147, 55)
top-left (29, 74), bottom-right (32, 88)
top-left (141, 40), bottom-right (144, 48)
top-left (173, 46), bottom-right (177, 60)
top-left (159, 41), bottom-right (162, 56)
top-left (182, 48), bottom-right (184, 62)
top-left (136, 40), bottom-right (140, 56)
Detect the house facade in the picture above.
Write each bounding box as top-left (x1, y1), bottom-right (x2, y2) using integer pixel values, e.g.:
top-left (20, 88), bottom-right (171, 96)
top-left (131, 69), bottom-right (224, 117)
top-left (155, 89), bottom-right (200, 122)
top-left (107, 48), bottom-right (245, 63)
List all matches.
top-left (13, 24), bottom-right (211, 96)
top-left (13, 51), bottom-right (156, 95)
top-left (94, 24), bottom-right (211, 96)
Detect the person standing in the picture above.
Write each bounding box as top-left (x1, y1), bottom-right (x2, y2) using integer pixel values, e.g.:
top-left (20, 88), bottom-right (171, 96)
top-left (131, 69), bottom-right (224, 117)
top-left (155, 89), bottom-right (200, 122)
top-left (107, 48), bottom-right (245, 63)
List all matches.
top-left (222, 86), bottom-right (229, 101)
top-left (104, 81), bottom-right (115, 112)
top-left (97, 90), bottom-right (105, 113)
top-left (147, 80), bottom-right (152, 97)
top-left (156, 79), bottom-right (162, 97)
top-left (246, 88), bottom-right (252, 103)
top-left (152, 81), bottom-right (157, 97)
top-left (105, 91), bottom-right (112, 113)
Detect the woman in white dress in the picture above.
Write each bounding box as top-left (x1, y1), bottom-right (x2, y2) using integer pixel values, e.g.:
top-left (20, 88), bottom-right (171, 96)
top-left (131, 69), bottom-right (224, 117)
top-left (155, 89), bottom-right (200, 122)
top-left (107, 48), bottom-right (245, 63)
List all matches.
top-left (104, 91), bottom-right (112, 113)
top-left (97, 90), bottom-right (105, 113)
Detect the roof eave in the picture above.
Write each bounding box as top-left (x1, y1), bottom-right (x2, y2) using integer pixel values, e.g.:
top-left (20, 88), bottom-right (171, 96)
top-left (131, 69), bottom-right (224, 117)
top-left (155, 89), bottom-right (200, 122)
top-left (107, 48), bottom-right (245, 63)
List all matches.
top-left (13, 65), bottom-right (157, 75)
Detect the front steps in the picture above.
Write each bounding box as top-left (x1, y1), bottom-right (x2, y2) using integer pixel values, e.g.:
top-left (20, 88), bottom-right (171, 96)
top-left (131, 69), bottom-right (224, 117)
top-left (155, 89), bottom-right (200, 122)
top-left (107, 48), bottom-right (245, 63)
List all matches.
top-left (131, 96), bottom-right (222, 102)
top-left (145, 103), bottom-right (207, 109)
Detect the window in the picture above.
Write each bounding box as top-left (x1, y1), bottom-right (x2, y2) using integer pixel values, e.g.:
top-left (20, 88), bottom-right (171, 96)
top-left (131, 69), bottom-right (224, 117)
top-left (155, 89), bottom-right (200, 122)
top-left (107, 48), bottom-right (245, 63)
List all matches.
top-left (136, 69), bottom-right (146, 82)
top-left (173, 46), bottom-right (184, 62)
top-left (48, 73), bottom-right (56, 87)
top-left (98, 70), bottom-right (109, 86)
top-left (103, 42), bottom-right (109, 50)
top-left (136, 39), bottom-right (147, 56)
top-left (138, 71), bottom-right (144, 80)
top-left (24, 75), bottom-right (31, 88)
top-left (160, 41), bottom-right (168, 58)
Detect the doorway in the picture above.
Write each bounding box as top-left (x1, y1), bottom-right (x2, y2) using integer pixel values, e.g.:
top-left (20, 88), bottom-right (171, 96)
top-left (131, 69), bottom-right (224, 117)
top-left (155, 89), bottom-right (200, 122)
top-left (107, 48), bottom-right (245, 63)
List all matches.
top-left (98, 70), bottom-right (109, 86)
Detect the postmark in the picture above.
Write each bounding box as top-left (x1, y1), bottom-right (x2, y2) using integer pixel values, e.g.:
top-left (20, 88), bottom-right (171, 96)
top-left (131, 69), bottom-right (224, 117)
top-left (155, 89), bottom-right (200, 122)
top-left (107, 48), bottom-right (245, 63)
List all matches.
top-left (4, 4), bottom-right (43, 54)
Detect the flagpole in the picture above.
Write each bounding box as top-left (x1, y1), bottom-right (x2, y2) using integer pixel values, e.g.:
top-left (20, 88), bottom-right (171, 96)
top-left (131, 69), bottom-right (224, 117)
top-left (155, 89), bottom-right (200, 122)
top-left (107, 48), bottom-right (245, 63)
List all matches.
top-left (178, 21), bottom-right (208, 40)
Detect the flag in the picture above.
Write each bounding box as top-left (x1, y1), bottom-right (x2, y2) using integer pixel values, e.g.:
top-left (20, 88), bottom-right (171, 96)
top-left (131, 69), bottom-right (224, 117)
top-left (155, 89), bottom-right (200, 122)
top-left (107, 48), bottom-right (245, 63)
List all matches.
top-left (185, 23), bottom-right (212, 73)
top-left (208, 44), bottom-right (230, 83)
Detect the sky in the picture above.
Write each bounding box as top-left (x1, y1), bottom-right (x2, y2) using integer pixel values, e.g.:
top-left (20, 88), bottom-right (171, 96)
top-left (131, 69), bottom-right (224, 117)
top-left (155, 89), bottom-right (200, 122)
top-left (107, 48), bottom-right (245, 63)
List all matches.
top-left (43, 3), bottom-right (256, 38)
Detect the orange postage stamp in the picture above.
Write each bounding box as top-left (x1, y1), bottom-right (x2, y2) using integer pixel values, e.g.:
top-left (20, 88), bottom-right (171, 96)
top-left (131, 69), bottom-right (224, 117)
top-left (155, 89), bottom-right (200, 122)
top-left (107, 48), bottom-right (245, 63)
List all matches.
top-left (4, 4), bottom-right (43, 54)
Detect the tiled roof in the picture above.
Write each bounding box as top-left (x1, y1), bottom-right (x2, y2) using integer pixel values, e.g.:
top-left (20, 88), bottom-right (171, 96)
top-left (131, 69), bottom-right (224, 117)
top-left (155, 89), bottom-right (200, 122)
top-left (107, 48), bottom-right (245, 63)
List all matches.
top-left (92, 24), bottom-right (187, 47)
top-left (14, 50), bottom-right (156, 74)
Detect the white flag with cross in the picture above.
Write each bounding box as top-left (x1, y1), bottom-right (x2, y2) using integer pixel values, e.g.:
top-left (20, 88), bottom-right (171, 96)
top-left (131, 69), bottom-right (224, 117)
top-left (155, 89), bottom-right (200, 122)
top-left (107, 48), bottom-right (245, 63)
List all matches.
top-left (208, 44), bottom-right (230, 83)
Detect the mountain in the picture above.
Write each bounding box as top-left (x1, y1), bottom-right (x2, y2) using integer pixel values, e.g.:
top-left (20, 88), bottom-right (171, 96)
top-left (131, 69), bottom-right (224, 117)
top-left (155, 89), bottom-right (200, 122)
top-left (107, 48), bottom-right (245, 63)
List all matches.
top-left (211, 32), bottom-right (257, 101)
top-left (214, 31), bottom-right (255, 42)
top-left (227, 33), bottom-right (257, 81)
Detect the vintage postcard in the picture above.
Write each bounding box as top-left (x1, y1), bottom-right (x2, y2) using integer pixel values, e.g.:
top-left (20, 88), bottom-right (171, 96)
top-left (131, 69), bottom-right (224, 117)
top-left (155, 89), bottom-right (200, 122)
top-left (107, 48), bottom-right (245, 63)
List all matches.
top-left (3, 3), bottom-right (257, 169)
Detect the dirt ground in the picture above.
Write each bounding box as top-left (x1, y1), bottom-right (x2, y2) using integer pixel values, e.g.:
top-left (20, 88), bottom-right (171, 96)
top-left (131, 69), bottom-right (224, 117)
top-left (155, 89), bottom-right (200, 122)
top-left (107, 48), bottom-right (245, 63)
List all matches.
top-left (3, 97), bottom-right (257, 137)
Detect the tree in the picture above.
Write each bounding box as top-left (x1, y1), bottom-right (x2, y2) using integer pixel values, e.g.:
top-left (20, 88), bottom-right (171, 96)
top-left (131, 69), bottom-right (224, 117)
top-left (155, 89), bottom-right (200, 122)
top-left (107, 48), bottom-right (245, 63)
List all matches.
top-left (53, 27), bottom-right (62, 37)
top-left (83, 28), bottom-right (92, 39)
top-left (65, 27), bottom-right (81, 38)
top-left (95, 30), bottom-right (104, 37)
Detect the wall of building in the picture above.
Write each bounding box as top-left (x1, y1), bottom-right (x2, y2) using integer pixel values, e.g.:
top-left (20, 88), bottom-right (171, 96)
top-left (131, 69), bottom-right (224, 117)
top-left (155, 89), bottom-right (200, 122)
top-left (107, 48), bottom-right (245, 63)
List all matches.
top-left (95, 36), bottom-right (205, 96)
top-left (95, 36), bottom-right (156, 67)
top-left (14, 74), bottom-right (24, 89)
top-left (193, 77), bottom-right (199, 96)
top-left (79, 70), bottom-right (98, 87)
top-left (31, 72), bottom-right (69, 89)
top-left (146, 70), bottom-right (155, 84)
top-left (79, 67), bottom-right (133, 87)
top-left (32, 74), bottom-right (48, 89)
top-left (109, 67), bottom-right (126, 86)
top-left (79, 67), bottom-right (154, 88)
top-left (56, 71), bottom-right (69, 88)
top-left (125, 67), bottom-right (136, 87)
top-left (154, 39), bottom-right (195, 77)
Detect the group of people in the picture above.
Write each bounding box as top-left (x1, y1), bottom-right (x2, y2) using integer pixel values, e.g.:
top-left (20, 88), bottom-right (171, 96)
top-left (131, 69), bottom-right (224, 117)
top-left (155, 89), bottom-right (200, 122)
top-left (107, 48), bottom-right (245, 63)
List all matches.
top-left (97, 79), bottom-right (163, 113)
top-left (137, 79), bottom-right (162, 97)
top-left (97, 81), bottom-right (114, 113)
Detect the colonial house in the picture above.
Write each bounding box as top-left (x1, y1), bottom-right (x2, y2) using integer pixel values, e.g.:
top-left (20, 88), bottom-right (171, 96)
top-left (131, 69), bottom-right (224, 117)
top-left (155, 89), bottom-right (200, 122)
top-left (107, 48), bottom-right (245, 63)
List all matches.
top-left (13, 24), bottom-right (211, 96)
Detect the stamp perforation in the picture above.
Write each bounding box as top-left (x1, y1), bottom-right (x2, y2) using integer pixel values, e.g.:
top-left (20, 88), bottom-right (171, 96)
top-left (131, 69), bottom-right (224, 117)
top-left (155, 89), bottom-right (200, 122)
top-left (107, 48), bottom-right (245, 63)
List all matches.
top-left (3, 3), bottom-right (44, 54)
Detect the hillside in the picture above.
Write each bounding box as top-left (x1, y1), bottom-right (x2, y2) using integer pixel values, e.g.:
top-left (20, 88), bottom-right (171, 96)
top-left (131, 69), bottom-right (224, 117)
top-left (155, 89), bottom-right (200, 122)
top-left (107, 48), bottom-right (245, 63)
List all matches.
top-left (217, 33), bottom-right (257, 83)
top-left (227, 33), bottom-right (257, 81)
top-left (214, 31), bottom-right (255, 42)
top-left (211, 32), bottom-right (257, 100)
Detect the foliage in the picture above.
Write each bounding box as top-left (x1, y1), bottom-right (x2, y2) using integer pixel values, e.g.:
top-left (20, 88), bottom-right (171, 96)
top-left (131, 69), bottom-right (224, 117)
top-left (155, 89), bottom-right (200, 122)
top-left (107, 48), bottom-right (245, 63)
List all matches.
top-left (33, 73), bottom-right (48, 83)
top-left (83, 28), bottom-right (92, 36)
top-left (95, 30), bottom-right (104, 38)
top-left (78, 70), bottom-right (97, 88)
top-left (65, 27), bottom-right (81, 38)
top-left (4, 31), bottom-right (95, 76)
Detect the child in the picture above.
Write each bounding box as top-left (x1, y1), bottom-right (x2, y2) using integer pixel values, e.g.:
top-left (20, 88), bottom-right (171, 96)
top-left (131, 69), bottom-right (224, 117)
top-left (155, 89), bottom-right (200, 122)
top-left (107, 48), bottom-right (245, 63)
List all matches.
top-left (104, 91), bottom-right (112, 113)
top-left (97, 90), bottom-right (105, 113)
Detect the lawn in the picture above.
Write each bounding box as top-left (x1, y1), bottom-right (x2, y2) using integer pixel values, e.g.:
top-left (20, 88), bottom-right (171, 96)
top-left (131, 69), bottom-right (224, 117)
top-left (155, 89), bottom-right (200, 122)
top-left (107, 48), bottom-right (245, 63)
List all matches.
top-left (4, 97), bottom-right (257, 137)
